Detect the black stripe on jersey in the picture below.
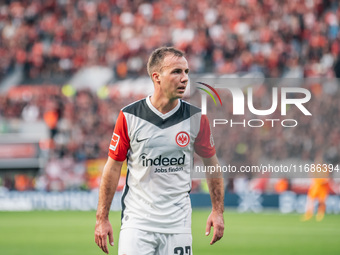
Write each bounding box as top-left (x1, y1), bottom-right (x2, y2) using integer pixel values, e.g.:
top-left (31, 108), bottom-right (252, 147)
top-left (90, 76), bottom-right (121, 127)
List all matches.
top-left (122, 99), bottom-right (201, 129)
top-left (121, 169), bottom-right (130, 221)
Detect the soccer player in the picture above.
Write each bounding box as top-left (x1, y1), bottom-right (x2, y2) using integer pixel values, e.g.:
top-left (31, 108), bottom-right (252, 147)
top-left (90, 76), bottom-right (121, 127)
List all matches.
top-left (302, 155), bottom-right (331, 222)
top-left (95, 47), bottom-right (225, 254)
top-left (302, 178), bottom-right (330, 221)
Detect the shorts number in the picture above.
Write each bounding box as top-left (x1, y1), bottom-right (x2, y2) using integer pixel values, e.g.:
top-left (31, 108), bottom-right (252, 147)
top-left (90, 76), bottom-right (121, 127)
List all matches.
top-left (174, 246), bottom-right (191, 255)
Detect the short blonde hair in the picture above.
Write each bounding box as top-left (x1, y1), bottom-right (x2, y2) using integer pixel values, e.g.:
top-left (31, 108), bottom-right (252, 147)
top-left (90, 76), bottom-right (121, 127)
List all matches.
top-left (147, 47), bottom-right (185, 77)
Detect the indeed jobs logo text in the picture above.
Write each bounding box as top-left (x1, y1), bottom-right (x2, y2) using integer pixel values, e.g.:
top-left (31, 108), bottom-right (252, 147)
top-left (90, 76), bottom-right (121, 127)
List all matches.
top-left (196, 81), bottom-right (312, 128)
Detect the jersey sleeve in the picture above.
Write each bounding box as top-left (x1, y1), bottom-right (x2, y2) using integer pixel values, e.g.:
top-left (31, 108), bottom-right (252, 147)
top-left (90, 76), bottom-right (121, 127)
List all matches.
top-left (194, 115), bottom-right (216, 158)
top-left (108, 110), bottom-right (130, 161)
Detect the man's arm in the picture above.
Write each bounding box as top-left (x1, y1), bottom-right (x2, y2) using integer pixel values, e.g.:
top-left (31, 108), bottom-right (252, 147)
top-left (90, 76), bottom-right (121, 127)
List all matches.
top-left (95, 157), bottom-right (123, 254)
top-left (201, 154), bottom-right (225, 245)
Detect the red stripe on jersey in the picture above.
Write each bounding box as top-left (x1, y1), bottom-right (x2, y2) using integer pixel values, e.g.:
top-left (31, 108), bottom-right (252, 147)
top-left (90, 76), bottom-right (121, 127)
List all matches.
top-left (194, 115), bottom-right (216, 158)
top-left (108, 111), bottom-right (130, 161)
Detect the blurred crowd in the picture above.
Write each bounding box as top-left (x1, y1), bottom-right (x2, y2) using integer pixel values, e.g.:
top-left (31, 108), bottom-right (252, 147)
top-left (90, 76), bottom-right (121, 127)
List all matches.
top-left (1, 0), bottom-right (340, 82)
top-left (0, 86), bottom-right (128, 159)
top-left (1, 0), bottom-right (340, 192)
top-left (0, 86), bottom-right (140, 191)
top-left (1, 80), bottom-right (340, 191)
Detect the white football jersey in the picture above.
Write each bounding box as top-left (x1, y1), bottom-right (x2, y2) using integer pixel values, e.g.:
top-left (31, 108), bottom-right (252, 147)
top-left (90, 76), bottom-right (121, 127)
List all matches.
top-left (108, 96), bottom-right (215, 234)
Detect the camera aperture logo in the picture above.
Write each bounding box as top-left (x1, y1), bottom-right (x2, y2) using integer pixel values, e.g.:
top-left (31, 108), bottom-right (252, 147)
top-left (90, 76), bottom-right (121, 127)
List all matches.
top-left (196, 82), bottom-right (312, 128)
top-left (196, 82), bottom-right (223, 112)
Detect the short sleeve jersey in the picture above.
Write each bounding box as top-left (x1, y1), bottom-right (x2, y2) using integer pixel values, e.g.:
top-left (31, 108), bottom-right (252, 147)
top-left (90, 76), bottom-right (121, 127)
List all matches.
top-left (108, 96), bottom-right (215, 234)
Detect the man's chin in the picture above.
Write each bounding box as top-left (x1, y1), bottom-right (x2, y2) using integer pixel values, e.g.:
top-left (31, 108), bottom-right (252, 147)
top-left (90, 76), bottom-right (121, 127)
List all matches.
top-left (175, 94), bottom-right (184, 99)
top-left (177, 91), bottom-right (186, 97)
top-left (169, 92), bottom-right (185, 100)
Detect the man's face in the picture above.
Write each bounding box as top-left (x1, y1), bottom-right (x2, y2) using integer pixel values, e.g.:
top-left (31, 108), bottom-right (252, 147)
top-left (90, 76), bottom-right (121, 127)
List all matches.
top-left (157, 55), bottom-right (189, 100)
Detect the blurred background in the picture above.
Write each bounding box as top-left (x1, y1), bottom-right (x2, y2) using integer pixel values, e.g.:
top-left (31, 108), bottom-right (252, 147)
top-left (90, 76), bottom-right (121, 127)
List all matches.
top-left (0, 1), bottom-right (340, 254)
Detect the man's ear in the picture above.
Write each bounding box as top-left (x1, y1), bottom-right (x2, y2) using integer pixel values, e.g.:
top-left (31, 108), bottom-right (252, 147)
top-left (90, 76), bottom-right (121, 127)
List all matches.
top-left (152, 72), bottom-right (161, 84)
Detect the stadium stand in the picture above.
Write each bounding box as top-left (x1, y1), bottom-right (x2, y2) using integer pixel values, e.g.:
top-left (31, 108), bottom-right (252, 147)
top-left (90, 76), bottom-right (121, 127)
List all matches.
top-left (0, 0), bottom-right (340, 193)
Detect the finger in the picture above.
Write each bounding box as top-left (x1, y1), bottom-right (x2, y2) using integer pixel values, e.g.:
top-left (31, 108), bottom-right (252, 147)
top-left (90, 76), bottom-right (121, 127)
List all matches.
top-left (205, 219), bottom-right (212, 236)
top-left (210, 225), bottom-right (224, 245)
top-left (101, 234), bottom-right (109, 254)
top-left (95, 234), bottom-right (101, 249)
top-left (98, 234), bottom-right (108, 254)
top-left (98, 235), bottom-right (104, 252)
top-left (210, 226), bottom-right (218, 245)
top-left (219, 224), bottom-right (225, 238)
top-left (95, 234), bottom-right (98, 246)
top-left (97, 235), bottom-right (102, 250)
top-left (108, 229), bottom-right (114, 246)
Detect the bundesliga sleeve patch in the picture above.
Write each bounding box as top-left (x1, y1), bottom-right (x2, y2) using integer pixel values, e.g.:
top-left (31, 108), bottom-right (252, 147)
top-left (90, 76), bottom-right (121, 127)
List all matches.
top-left (210, 132), bottom-right (215, 147)
top-left (110, 133), bottom-right (120, 151)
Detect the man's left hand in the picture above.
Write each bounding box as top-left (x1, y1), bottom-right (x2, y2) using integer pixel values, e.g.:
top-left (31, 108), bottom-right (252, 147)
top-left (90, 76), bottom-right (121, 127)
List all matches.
top-left (205, 210), bottom-right (224, 245)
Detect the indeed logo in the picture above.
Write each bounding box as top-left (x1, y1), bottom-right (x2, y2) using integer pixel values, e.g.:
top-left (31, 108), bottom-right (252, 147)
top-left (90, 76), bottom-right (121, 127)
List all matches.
top-left (140, 154), bottom-right (186, 167)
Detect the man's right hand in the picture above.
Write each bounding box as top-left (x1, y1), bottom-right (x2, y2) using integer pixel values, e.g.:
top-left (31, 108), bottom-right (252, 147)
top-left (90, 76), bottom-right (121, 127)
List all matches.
top-left (95, 219), bottom-right (114, 254)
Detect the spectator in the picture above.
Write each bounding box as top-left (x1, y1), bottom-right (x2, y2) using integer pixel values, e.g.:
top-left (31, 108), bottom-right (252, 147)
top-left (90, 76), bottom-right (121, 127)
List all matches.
top-left (0, 0), bottom-right (339, 81)
top-left (1, 0), bottom-right (340, 191)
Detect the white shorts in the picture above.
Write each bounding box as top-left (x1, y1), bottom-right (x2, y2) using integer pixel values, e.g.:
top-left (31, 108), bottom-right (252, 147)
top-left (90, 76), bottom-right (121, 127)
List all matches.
top-left (118, 228), bottom-right (193, 255)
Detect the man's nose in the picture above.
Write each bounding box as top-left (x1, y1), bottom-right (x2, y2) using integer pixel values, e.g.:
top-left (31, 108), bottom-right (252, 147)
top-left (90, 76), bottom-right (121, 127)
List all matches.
top-left (181, 72), bottom-right (188, 83)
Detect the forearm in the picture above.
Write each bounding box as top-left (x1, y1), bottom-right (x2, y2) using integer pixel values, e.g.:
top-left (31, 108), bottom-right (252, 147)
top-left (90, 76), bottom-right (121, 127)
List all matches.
top-left (96, 158), bottom-right (123, 221)
top-left (202, 155), bottom-right (225, 213)
top-left (202, 155), bottom-right (225, 244)
top-left (206, 178), bottom-right (224, 213)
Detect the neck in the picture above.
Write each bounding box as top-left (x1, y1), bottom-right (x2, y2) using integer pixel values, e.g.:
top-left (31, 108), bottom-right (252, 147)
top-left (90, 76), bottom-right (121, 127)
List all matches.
top-left (149, 94), bottom-right (179, 114)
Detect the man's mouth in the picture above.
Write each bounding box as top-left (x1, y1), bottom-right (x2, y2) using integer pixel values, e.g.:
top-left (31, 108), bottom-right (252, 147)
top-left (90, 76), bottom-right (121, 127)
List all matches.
top-left (177, 86), bottom-right (186, 92)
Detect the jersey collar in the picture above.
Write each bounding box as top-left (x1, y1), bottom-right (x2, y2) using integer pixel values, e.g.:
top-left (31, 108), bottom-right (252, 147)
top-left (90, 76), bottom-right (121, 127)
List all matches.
top-left (146, 96), bottom-right (181, 120)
